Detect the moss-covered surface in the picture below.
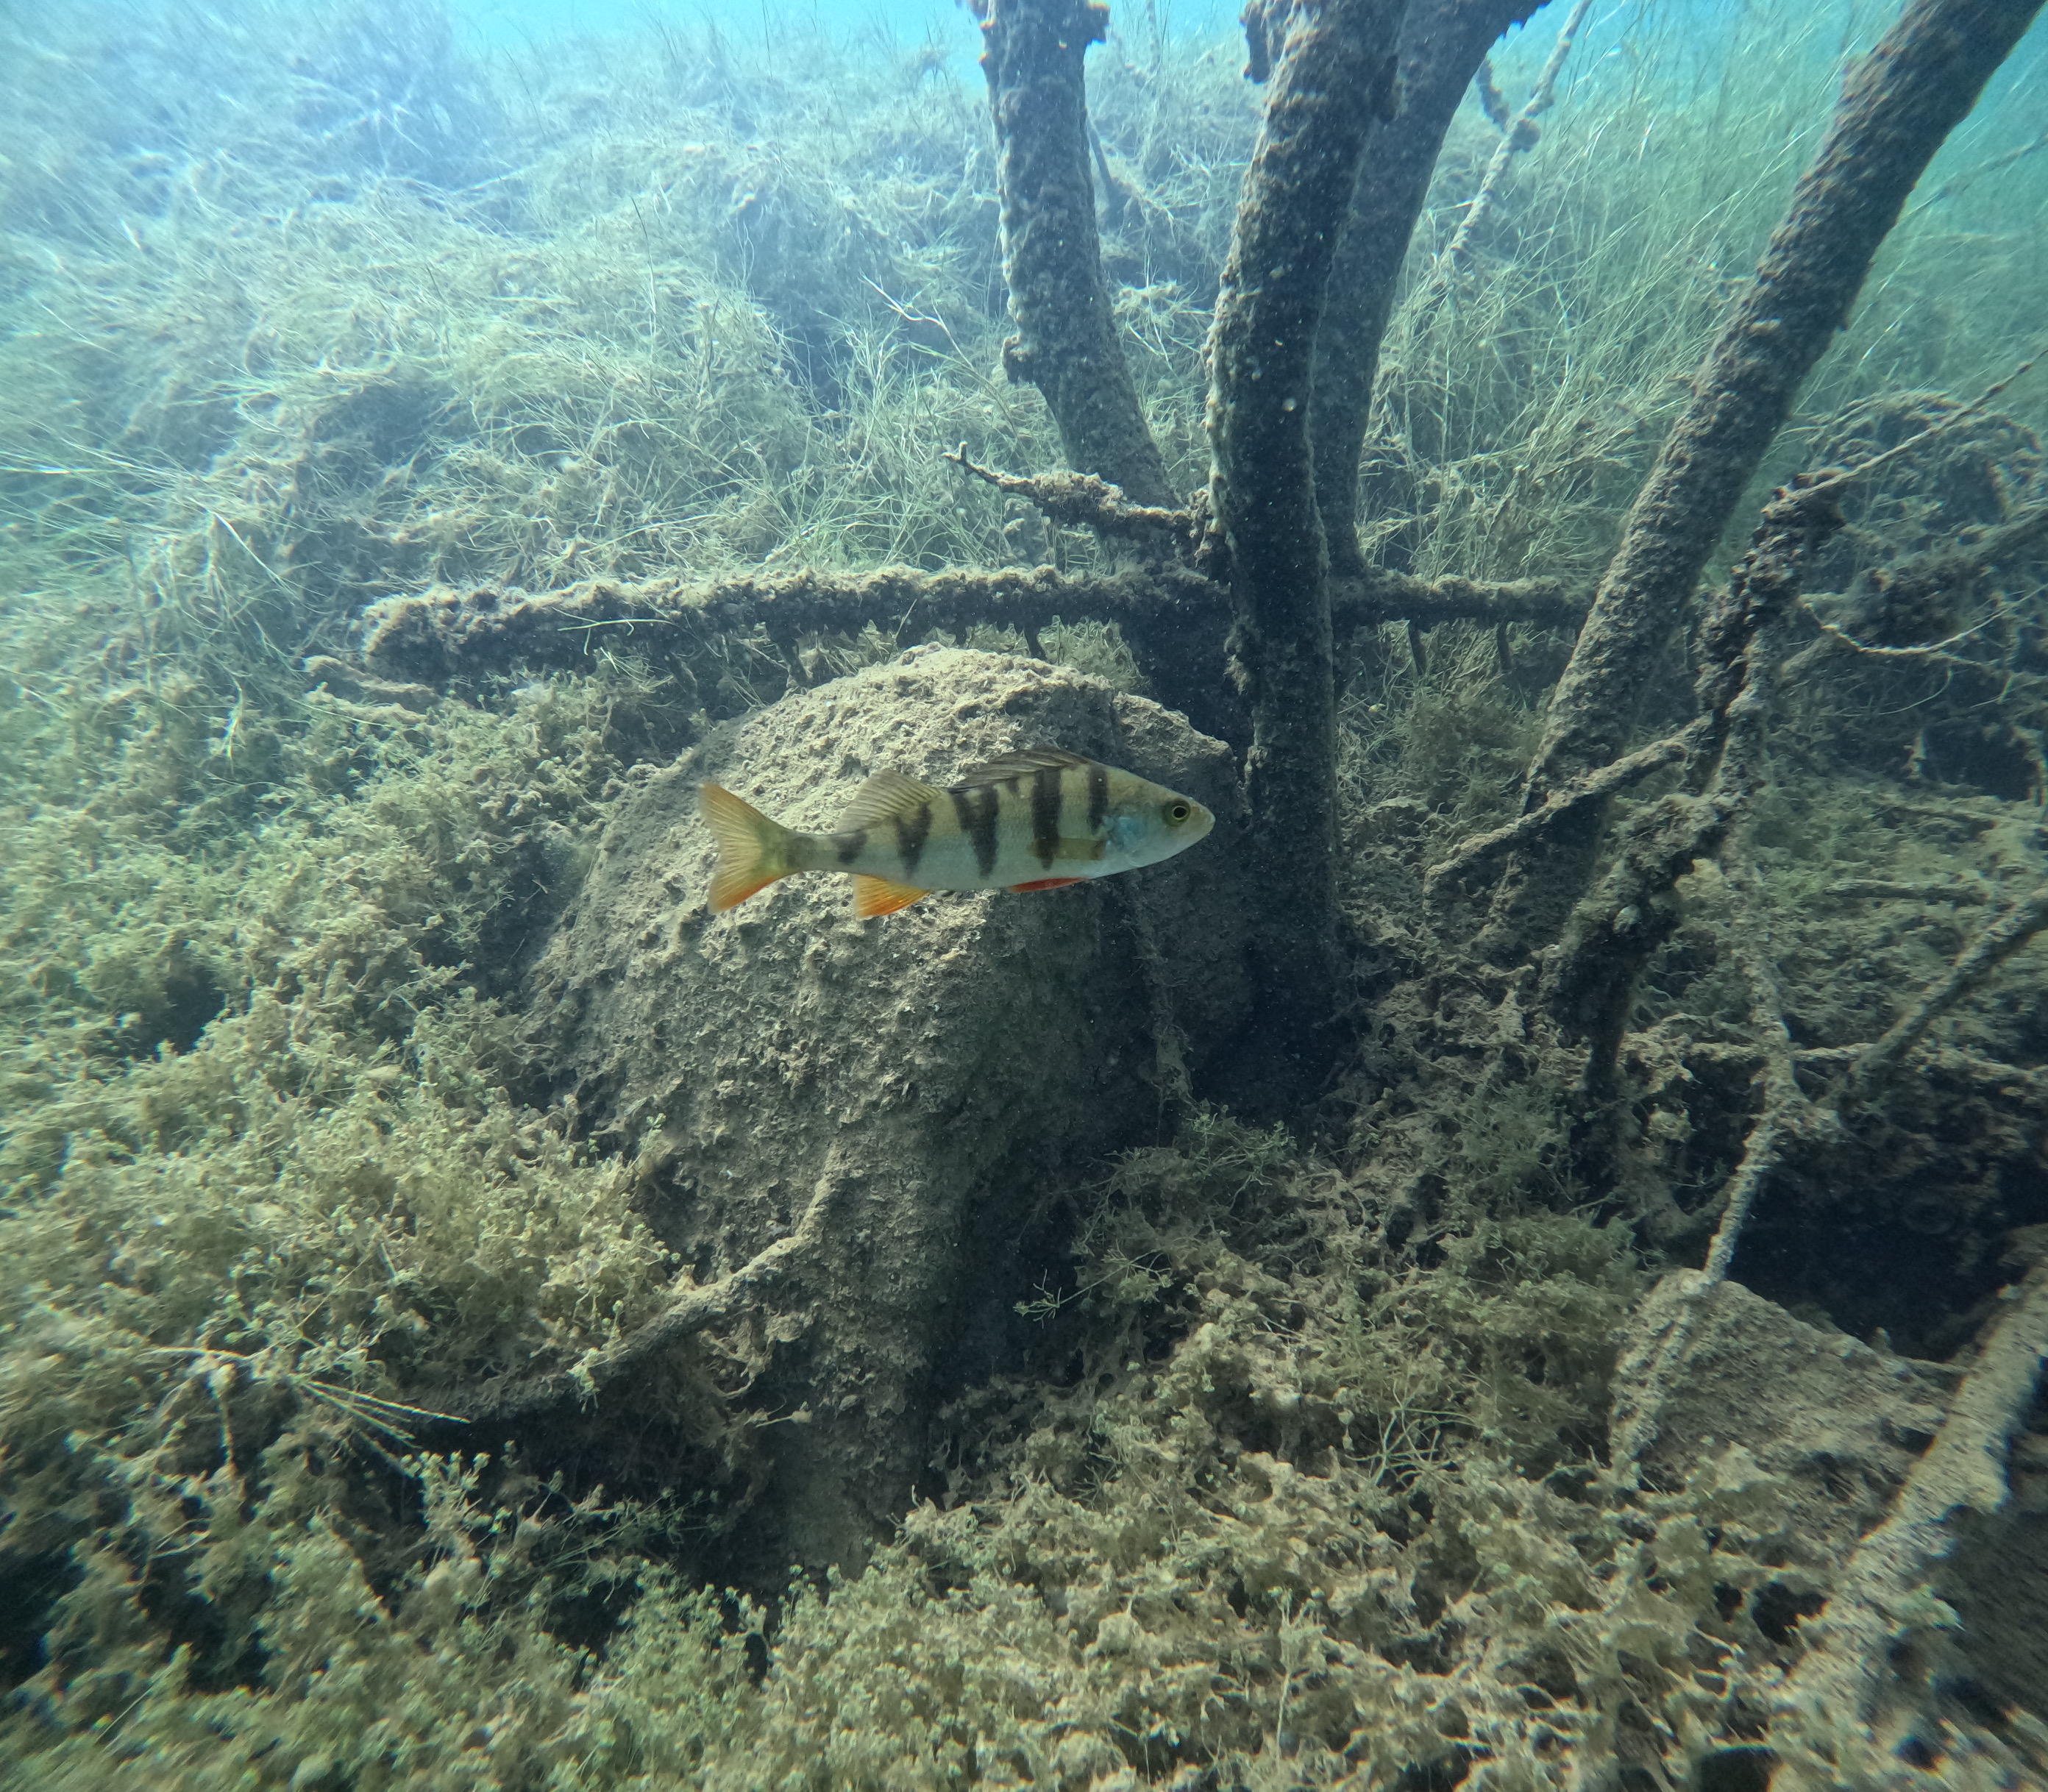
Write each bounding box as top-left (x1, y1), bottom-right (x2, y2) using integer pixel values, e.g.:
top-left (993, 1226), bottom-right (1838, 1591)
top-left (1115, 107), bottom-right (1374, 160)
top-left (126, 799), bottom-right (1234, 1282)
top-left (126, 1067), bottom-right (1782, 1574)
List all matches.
top-left (3, 1), bottom-right (2047, 1785)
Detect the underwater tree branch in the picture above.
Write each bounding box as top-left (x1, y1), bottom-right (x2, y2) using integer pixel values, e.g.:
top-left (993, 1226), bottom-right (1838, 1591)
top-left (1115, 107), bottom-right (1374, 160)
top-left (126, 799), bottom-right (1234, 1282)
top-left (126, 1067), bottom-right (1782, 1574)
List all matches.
top-left (1620, 1256), bottom-right (2048, 1730)
top-left (300, 654), bottom-right (441, 714)
top-left (1335, 564), bottom-right (1580, 628)
top-left (973, 0), bottom-right (1175, 508)
top-left (1797, 617), bottom-right (2048, 700)
top-left (1824, 879), bottom-right (1992, 906)
top-left (1207, 0), bottom-right (1409, 1070)
top-left (1843, 882), bottom-right (2048, 1104)
top-left (1697, 847), bottom-right (1831, 1284)
top-left (443, 1154), bottom-right (844, 1434)
top-left (1776, 1262), bottom-right (2048, 1735)
top-left (358, 565), bottom-right (1579, 689)
top-left (1696, 1041), bottom-right (2045, 1099)
top-left (1432, 0), bottom-right (1593, 274)
top-left (1781, 494), bottom-right (2048, 689)
top-left (1798, 352), bottom-right (2040, 506)
top-left (937, 445), bottom-right (1254, 733)
top-left (1562, 482), bottom-right (2038, 1443)
top-left (358, 565), bottom-right (1195, 683)
top-left (1543, 477), bottom-right (1844, 1087)
top-left (1487, 0), bottom-right (2047, 958)
top-left (1312, 0), bottom-right (1550, 579)
top-left (1557, 459), bottom-right (2032, 1284)
top-left (1422, 725), bottom-right (1697, 897)
top-left (943, 447), bottom-right (1196, 552)
top-left (940, 444), bottom-right (1590, 626)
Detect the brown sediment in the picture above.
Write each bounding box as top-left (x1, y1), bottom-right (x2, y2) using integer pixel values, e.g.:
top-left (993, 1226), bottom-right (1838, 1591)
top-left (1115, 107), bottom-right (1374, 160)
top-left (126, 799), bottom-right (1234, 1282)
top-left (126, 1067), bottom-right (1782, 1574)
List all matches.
top-left (974, 0), bottom-right (1174, 509)
top-left (1487, 0), bottom-right (2047, 961)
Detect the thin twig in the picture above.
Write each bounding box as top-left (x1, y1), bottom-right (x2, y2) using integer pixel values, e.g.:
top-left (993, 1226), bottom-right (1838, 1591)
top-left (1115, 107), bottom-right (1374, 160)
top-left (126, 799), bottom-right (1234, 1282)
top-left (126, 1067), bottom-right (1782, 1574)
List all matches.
top-left (1825, 878), bottom-right (1991, 905)
top-left (1798, 597), bottom-right (2045, 702)
top-left (1805, 610), bottom-right (2005, 662)
top-left (1845, 884), bottom-right (2048, 1101)
top-left (1780, 493), bottom-right (2048, 687)
top-left (1437, 0), bottom-right (1596, 271)
top-left (1795, 352), bottom-right (2041, 505)
top-left (1905, 124), bottom-right (2048, 217)
top-left (1426, 725), bottom-right (1701, 897)
top-left (1701, 848), bottom-right (1832, 1282)
top-left (445, 1157), bottom-right (845, 1432)
top-left (942, 444), bottom-right (1192, 547)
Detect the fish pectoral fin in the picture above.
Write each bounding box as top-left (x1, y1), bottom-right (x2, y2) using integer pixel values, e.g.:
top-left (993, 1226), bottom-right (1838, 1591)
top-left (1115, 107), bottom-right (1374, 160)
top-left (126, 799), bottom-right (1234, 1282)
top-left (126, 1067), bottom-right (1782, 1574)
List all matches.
top-left (852, 873), bottom-right (931, 917)
top-left (1010, 877), bottom-right (1087, 893)
top-left (838, 769), bottom-right (945, 830)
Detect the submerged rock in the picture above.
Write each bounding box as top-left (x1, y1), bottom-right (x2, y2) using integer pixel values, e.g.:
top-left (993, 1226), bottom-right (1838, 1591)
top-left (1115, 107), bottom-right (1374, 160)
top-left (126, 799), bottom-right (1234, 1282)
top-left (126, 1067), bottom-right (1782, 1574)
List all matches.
top-left (530, 646), bottom-right (1251, 1568)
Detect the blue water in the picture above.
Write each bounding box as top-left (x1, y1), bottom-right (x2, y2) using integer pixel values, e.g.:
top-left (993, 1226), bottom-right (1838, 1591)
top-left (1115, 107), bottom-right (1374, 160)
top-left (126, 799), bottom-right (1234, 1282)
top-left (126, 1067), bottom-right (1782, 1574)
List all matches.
top-left (450, 0), bottom-right (1246, 57)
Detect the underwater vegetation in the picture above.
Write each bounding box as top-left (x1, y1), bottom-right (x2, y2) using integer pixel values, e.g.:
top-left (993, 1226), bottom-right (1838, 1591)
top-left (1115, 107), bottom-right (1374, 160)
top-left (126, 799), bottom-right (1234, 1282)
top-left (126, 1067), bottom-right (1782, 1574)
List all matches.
top-left (1, 0), bottom-right (2047, 1785)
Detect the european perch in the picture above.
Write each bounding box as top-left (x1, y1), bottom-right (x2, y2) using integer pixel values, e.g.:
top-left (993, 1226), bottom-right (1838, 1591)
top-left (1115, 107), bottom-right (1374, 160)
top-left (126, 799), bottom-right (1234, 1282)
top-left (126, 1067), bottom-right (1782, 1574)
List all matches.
top-left (701, 747), bottom-right (1214, 917)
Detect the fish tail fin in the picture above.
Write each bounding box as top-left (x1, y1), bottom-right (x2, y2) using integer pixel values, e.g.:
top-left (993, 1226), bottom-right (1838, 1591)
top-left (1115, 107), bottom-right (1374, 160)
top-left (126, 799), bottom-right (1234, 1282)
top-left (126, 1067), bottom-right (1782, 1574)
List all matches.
top-left (700, 783), bottom-right (797, 911)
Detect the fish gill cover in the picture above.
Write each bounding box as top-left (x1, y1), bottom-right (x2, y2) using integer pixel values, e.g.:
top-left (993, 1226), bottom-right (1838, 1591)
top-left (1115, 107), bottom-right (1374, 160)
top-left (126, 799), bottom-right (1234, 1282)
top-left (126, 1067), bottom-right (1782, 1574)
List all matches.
top-left (1, 0), bottom-right (2046, 1785)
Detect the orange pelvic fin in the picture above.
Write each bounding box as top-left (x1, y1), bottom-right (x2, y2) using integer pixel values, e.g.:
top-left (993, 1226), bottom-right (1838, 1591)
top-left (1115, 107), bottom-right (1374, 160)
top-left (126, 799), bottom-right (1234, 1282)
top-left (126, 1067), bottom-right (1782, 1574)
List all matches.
top-left (852, 873), bottom-right (931, 917)
top-left (1010, 877), bottom-right (1086, 893)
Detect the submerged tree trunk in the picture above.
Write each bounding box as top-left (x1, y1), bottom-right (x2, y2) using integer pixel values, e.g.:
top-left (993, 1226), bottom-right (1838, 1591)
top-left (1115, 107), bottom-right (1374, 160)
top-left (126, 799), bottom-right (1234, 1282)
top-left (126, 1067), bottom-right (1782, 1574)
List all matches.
top-left (1206, 0), bottom-right (1409, 1080)
top-left (1483, 0), bottom-right (2047, 963)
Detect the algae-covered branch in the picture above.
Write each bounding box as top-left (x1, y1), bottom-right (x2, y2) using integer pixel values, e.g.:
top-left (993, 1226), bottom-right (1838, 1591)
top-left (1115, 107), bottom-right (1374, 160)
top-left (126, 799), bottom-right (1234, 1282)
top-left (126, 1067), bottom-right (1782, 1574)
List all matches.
top-left (975, 0), bottom-right (1174, 508)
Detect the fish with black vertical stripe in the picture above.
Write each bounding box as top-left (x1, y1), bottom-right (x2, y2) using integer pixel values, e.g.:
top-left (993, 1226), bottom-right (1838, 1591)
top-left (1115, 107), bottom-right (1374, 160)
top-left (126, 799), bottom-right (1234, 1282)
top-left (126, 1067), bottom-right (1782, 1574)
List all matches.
top-left (699, 748), bottom-right (1214, 917)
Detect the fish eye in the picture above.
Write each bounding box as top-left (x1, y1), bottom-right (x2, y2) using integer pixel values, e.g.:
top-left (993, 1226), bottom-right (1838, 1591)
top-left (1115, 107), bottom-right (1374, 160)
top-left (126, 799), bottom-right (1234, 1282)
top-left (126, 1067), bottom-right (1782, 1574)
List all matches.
top-left (1165, 800), bottom-right (1192, 825)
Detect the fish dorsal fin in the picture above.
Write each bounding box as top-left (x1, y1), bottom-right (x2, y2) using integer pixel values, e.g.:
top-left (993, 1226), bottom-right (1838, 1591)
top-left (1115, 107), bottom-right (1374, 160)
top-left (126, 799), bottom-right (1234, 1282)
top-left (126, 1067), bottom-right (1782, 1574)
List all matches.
top-left (838, 768), bottom-right (945, 831)
top-left (951, 747), bottom-right (1091, 789)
